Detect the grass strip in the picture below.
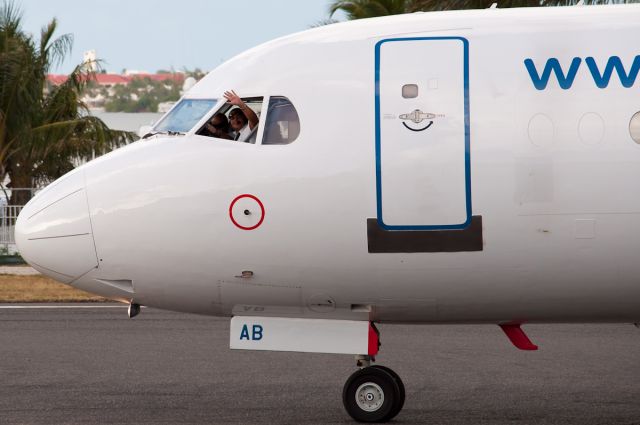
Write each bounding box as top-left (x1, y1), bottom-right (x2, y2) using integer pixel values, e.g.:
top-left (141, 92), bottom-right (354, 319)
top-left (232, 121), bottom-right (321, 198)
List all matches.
top-left (0, 274), bottom-right (107, 303)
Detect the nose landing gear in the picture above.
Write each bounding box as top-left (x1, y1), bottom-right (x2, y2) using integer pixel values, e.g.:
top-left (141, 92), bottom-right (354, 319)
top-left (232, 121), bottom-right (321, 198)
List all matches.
top-left (342, 356), bottom-right (405, 422)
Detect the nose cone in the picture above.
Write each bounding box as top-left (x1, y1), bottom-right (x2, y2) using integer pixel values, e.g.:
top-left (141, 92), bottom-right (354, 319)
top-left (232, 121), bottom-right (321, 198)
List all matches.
top-left (15, 170), bottom-right (98, 283)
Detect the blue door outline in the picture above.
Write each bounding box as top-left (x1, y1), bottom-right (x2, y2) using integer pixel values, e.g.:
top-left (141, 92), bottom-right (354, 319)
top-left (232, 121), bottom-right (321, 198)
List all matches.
top-left (374, 36), bottom-right (472, 231)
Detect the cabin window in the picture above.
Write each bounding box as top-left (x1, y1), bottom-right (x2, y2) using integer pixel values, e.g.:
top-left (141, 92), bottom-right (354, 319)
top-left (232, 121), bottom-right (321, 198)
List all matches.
top-left (631, 111), bottom-right (640, 144)
top-left (261, 96), bottom-right (300, 145)
top-left (196, 97), bottom-right (263, 143)
top-left (154, 99), bottom-right (217, 134)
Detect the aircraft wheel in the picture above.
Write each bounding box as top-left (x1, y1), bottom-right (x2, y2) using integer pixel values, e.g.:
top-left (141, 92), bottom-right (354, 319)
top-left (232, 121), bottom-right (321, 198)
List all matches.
top-left (370, 365), bottom-right (405, 420)
top-left (342, 366), bottom-right (401, 423)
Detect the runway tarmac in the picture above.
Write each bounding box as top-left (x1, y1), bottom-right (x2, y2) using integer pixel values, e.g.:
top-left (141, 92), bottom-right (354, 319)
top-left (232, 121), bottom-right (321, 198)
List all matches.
top-left (1, 305), bottom-right (639, 425)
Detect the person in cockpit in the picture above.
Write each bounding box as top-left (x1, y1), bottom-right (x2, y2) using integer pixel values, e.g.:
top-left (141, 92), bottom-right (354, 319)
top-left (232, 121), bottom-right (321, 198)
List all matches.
top-left (203, 113), bottom-right (233, 139)
top-left (224, 90), bottom-right (259, 142)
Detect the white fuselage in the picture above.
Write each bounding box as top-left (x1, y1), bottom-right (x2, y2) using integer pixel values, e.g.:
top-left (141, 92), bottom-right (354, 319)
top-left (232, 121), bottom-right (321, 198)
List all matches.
top-left (15, 5), bottom-right (640, 324)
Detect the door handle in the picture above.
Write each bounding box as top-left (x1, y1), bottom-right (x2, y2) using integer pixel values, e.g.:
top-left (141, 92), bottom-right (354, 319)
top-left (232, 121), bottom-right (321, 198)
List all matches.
top-left (399, 109), bottom-right (444, 124)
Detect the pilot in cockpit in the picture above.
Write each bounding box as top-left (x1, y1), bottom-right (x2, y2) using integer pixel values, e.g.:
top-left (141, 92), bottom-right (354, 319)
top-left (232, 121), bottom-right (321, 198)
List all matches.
top-left (224, 90), bottom-right (259, 142)
top-left (202, 113), bottom-right (232, 139)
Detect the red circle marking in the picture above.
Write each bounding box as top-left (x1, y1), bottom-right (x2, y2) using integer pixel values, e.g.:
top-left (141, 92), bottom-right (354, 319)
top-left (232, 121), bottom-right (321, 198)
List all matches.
top-left (229, 194), bottom-right (265, 230)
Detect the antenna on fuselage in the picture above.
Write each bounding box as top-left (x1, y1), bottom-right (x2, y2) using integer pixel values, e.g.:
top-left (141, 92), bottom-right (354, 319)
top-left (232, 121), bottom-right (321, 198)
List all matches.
top-left (489, 3), bottom-right (498, 8)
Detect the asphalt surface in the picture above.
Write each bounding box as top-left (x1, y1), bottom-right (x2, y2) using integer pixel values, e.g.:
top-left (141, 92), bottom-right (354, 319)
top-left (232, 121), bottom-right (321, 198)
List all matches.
top-left (1, 305), bottom-right (639, 425)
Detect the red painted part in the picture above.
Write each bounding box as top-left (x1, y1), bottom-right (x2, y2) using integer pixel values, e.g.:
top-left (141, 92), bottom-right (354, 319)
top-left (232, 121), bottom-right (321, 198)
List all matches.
top-left (368, 322), bottom-right (380, 356)
top-left (229, 194), bottom-right (266, 230)
top-left (499, 324), bottom-right (539, 351)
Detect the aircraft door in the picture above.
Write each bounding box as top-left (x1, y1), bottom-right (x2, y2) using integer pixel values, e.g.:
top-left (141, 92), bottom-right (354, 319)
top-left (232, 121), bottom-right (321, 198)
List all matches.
top-left (375, 37), bottom-right (470, 230)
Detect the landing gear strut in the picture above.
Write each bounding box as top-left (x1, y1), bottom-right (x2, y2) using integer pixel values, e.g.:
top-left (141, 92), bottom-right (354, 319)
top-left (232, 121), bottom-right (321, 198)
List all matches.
top-left (342, 356), bottom-right (405, 422)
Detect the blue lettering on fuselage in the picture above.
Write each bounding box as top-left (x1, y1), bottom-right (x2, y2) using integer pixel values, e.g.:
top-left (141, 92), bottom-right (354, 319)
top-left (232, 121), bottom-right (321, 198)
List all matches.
top-left (239, 324), bottom-right (264, 341)
top-left (252, 325), bottom-right (263, 341)
top-left (240, 324), bottom-right (250, 340)
top-left (585, 56), bottom-right (640, 88)
top-left (524, 56), bottom-right (640, 90)
top-left (524, 57), bottom-right (582, 90)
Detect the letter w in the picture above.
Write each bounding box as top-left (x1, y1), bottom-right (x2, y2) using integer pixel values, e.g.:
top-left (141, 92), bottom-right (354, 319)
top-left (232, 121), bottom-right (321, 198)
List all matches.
top-left (524, 57), bottom-right (582, 90)
top-left (585, 56), bottom-right (640, 88)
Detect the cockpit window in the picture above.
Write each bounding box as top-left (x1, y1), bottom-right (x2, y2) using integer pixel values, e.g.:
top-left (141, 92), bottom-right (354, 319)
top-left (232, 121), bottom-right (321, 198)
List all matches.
top-left (194, 96), bottom-right (298, 145)
top-left (196, 97), bottom-right (263, 142)
top-left (261, 97), bottom-right (300, 145)
top-left (154, 99), bottom-right (217, 133)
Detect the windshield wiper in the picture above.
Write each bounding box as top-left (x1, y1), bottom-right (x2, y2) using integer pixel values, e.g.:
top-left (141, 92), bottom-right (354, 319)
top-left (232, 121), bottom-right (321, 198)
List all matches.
top-left (142, 130), bottom-right (185, 139)
top-left (141, 131), bottom-right (166, 139)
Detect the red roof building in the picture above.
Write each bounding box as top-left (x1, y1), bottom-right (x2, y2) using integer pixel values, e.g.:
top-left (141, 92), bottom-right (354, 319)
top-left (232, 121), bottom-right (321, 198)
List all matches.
top-left (47, 72), bottom-right (185, 87)
top-left (95, 74), bottom-right (131, 85)
top-left (131, 73), bottom-right (185, 84)
top-left (47, 75), bottom-right (69, 85)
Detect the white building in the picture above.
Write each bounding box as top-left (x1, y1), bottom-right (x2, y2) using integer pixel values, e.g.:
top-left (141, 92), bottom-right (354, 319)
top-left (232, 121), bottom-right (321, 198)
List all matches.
top-left (83, 50), bottom-right (98, 72)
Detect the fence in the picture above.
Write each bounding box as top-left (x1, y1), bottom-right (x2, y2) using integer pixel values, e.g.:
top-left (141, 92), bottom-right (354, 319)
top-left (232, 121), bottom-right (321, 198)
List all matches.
top-left (0, 205), bottom-right (23, 252)
top-left (0, 189), bottom-right (38, 254)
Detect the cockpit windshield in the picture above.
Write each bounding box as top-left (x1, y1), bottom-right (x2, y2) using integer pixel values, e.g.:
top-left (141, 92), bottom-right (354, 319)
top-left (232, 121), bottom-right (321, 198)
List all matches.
top-left (153, 99), bottom-right (217, 133)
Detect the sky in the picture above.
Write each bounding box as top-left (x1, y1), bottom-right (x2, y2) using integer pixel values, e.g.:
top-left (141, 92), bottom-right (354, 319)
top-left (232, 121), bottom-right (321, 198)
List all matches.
top-left (16, 0), bottom-right (345, 74)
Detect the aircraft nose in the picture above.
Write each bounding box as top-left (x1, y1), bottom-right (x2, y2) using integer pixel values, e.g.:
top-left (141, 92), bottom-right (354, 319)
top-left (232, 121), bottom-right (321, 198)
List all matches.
top-left (15, 170), bottom-right (98, 283)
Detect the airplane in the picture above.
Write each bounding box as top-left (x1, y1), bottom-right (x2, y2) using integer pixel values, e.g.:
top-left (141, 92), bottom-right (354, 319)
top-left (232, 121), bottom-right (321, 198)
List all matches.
top-left (14, 3), bottom-right (640, 422)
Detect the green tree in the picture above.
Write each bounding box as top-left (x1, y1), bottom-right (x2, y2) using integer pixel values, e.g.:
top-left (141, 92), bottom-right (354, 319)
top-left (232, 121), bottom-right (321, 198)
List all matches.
top-left (330, 0), bottom-right (410, 19)
top-left (103, 77), bottom-right (182, 113)
top-left (411, 0), bottom-right (632, 10)
top-left (329, 0), bottom-right (635, 19)
top-left (0, 2), bottom-right (134, 204)
top-left (184, 68), bottom-right (206, 80)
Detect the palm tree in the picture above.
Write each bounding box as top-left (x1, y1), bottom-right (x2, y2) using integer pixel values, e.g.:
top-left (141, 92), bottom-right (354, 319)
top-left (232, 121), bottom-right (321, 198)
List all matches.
top-left (330, 0), bottom-right (411, 19)
top-left (329, 0), bottom-right (635, 19)
top-left (411, 0), bottom-right (632, 10)
top-left (0, 2), bottom-right (134, 205)
top-left (409, 0), bottom-right (537, 9)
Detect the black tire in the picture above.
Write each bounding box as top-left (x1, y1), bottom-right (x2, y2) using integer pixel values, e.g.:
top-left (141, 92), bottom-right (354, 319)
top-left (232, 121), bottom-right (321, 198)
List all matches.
top-left (370, 365), bottom-right (405, 420)
top-left (342, 367), bottom-right (401, 423)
